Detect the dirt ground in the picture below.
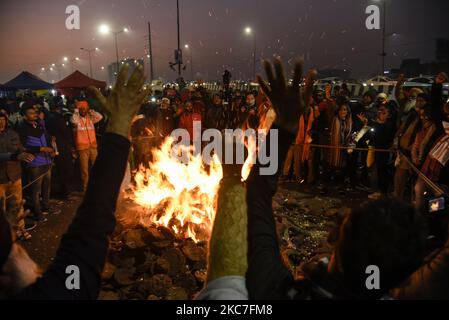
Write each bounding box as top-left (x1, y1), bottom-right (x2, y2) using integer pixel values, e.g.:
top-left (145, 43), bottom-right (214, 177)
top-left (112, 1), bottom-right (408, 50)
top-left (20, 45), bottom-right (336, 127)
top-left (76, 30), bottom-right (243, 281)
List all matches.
top-left (23, 180), bottom-right (370, 299)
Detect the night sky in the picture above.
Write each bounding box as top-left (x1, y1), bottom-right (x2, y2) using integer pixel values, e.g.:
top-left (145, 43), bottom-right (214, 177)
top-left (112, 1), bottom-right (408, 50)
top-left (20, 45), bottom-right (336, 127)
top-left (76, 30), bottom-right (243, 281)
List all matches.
top-left (1, 0), bottom-right (448, 83)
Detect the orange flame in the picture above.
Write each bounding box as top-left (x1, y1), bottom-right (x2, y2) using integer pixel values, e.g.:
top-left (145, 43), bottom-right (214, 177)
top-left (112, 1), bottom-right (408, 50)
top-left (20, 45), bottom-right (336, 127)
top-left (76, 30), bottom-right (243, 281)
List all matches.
top-left (132, 137), bottom-right (223, 242)
top-left (241, 108), bottom-right (276, 181)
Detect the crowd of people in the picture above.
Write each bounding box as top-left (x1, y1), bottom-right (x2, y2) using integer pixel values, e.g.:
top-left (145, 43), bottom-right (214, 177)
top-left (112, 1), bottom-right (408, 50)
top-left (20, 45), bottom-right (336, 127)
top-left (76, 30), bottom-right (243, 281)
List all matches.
top-left (0, 92), bottom-right (106, 240)
top-left (132, 68), bottom-right (449, 215)
top-left (1, 59), bottom-right (449, 300)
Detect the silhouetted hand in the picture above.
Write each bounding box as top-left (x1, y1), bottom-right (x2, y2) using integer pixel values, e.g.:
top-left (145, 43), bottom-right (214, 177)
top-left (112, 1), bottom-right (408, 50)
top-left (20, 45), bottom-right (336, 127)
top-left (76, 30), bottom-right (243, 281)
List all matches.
top-left (40, 147), bottom-right (54, 154)
top-left (17, 152), bottom-right (35, 163)
top-left (257, 57), bottom-right (307, 134)
top-left (89, 64), bottom-right (151, 139)
top-left (357, 113), bottom-right (368, 125)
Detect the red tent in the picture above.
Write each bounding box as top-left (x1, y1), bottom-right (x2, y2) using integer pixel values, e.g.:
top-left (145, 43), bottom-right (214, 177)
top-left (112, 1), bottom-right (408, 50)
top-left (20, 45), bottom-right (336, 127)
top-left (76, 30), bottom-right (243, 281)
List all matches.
top-left (55, 71), bottom-right (106, 98)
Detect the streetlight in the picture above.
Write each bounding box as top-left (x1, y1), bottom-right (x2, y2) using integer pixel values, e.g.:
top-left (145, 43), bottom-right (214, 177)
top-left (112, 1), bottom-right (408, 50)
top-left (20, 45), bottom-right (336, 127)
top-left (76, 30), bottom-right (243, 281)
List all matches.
top-left (81, 47), bottom-right (99, 78)
top-left (377, 0), bottom-right (390, 74)
top-left (99, 24), bottom-right (110, 34)
top-left (65, 57), bottom-right (80, 73)
top-left (244, 26), bottom-right (256, 81)
top-left (99, 24), bottom-right (129, 77)
top-left (184, 44), bottom-right (194, 80)
top-left (51, 63), bottom-right (63, 80)
top-left (41, 67), bottom-right (50, 82)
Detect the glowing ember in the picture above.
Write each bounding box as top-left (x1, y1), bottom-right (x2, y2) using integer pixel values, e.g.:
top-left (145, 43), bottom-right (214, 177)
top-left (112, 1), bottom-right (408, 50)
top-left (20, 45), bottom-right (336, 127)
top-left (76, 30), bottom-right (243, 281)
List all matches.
top-left (132, 137), bottom-right (223, 243)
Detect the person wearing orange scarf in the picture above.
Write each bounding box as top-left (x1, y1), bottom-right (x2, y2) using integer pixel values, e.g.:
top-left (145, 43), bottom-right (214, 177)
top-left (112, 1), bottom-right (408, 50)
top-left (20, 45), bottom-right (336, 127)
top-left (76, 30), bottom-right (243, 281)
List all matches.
top-left (283, 101), bottom-right (316, 182)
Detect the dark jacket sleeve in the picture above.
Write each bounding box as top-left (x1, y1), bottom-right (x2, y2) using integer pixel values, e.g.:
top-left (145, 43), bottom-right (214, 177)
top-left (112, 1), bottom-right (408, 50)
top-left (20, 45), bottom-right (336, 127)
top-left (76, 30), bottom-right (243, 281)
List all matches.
top-left (246, 126), bottom-right (297, 300)
top-left (0, 153), bottom-right (14, 162)
top-left (430, 83), bottom-right (443, 122)
top-left (391, 242), bottom-right (449, 300)
top-left (14, 133), bottom-right (130, 300)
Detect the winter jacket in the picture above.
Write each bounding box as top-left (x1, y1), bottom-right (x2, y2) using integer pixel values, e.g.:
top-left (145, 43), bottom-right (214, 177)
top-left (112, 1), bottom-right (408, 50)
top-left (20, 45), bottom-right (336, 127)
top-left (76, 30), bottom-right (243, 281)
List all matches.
top-left (391, 240), bottom-right (449, 300)
top-left (246, 126), bottom-right (296, 300)
top-left (17, 121), bottom-right (52, 168)
top-left (0, 128), bottom-right (24, 183)
top-left (46, 111), bottom-right (74, 150)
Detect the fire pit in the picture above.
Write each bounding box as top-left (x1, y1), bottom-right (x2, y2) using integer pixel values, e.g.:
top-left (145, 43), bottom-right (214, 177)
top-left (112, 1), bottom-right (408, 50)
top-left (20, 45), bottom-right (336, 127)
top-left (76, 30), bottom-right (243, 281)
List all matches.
top-left (99, 138), bottom-right (223, 300)
top-left (132, 138), bottom-right (223, 243)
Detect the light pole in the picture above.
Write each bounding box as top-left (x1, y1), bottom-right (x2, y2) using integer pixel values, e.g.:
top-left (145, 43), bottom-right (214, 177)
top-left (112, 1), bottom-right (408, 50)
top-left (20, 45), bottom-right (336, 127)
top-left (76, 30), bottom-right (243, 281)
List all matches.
top-left (379, 0), bottom-right (393, 75)
top-left (184, 44), bottom-right (194, 80)
top-left (65, 57), bottom-right (80, 73)
top-left (99, 24), bottom-right (129, 77)
top-left (41, 67), bottom-right (49, 82)
top-left (51, 63), bottom-right (62, 80)
top-left (80, 47), bottom-right (99, 78)
top-left (148, 22), bottom-right (155, 82)
top-left (176, 0), bottom-right (182, 77)
top-left (378, 0), bottom-right (397, 75)
top-left (245, 27), bottom-right (256, 81)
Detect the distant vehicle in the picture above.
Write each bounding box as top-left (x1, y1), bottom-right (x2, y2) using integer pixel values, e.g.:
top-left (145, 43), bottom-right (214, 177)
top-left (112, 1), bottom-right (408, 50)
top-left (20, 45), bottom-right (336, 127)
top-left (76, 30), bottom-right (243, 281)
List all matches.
top-left (150, 80), bottom-right (164, 97)
top-left (403, 76), bottom-right (449, 92)
top-left (345, 79), bottom-right (361, 85)
top-left (407, 76), bottom-right (434, 84)
top-left (364, 76), bottom-right (397, 87)
top-left (404, 76), bottom-right (434, 88)
top-left (248, 82), bottom-right (260, 92)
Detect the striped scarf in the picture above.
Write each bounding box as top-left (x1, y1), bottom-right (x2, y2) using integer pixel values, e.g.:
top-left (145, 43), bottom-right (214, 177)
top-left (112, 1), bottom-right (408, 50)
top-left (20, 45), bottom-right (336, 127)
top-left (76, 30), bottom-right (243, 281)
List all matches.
top-left (328, 116), bottom-right (352, 168)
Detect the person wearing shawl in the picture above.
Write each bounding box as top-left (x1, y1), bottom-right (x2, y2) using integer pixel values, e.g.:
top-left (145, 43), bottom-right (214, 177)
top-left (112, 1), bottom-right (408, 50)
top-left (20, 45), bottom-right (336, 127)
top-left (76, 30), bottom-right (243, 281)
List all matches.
top-left (328, 101), bottom-right (353, 173)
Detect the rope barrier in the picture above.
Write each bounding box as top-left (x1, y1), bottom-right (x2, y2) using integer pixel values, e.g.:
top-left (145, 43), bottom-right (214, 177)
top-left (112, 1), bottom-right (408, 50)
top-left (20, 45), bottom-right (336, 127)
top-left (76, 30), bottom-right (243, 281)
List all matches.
top-left (307, 144), bottom-right (393, 153)
top-left (5, 166), bottom-right (52, 201)
top-left (400, 153), bottom-right (445, 197)
top-left (294, 142), bottom-right (446, 196)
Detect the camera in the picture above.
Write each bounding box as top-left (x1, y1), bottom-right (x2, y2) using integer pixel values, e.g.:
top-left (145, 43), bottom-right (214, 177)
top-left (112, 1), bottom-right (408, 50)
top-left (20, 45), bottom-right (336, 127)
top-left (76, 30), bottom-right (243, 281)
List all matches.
top-left (428, 197), bottom-right (446, 214)
top-left (426, 195), bottom-right (449, 244)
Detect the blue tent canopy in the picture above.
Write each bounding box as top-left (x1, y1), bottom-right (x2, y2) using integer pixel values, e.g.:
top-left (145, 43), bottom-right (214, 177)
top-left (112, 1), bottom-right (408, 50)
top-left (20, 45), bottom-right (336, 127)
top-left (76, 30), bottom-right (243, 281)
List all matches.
top-left (2, 71), bottom-right (53, 90)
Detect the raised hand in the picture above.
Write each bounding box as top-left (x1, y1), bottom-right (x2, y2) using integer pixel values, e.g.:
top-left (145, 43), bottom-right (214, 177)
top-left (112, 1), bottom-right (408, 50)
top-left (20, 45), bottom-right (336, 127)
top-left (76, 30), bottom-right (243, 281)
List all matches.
top-left (17, 152), bottom-right (35, 163)
top-left (304, 68), bottom-right (318, 107)
top-left (89, 64), bottom-right (151, 139)
top-left (357, 113), bottom-right (368, 125)
top-left (257, 57), bottom-right (306, 134)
